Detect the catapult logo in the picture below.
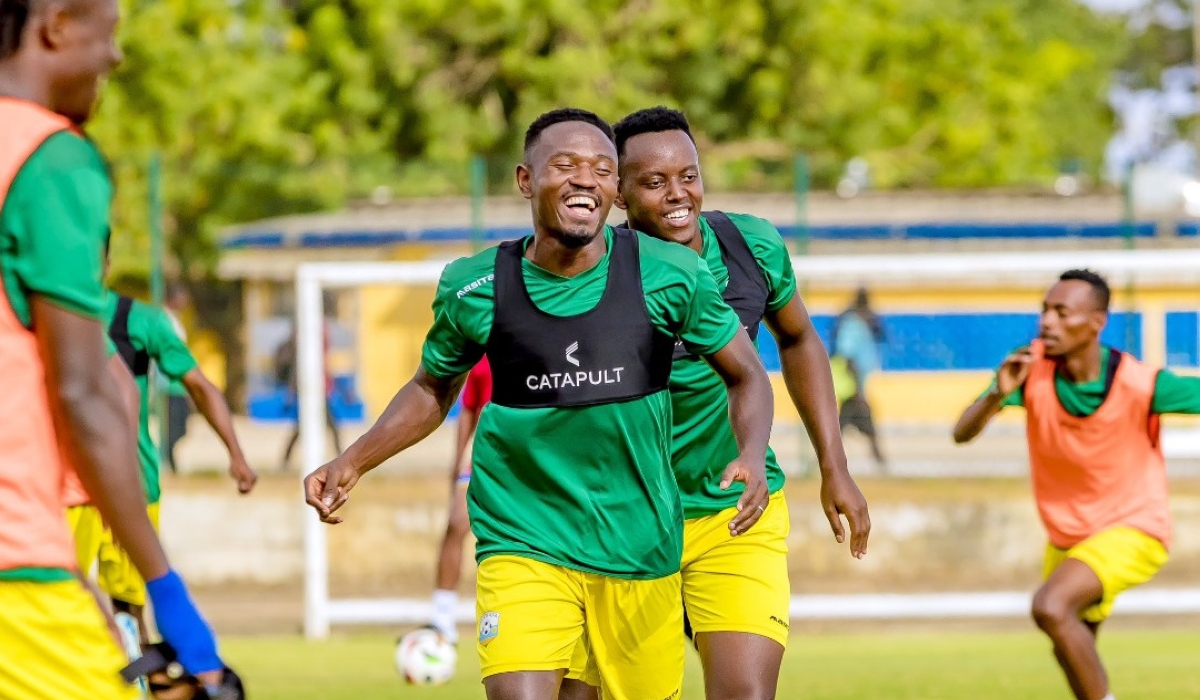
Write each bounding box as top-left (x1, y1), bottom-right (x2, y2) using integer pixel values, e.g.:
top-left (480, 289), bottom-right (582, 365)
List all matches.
top-left (525, 341), bottom-right (625, 391)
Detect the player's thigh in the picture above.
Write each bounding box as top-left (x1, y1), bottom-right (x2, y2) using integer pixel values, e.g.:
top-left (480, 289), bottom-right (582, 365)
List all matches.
top-left (0, 580), bottom-right (139, 700)
top-left (475, 555), bottom-right (585, 678)
top-left (682, 490), bottom-right (791, 648)
top-left (583, 572), bottom-right (685, 700)
top-left (1047, 526), bottom-right (1169, 624)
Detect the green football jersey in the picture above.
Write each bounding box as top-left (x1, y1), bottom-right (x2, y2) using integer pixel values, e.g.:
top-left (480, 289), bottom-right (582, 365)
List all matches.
top-left (103, 290), bottom-right (198, 503)
top-left (422, 226), bottom-right (741, 579)
top-left (669, 213), bottom-right (795, 519)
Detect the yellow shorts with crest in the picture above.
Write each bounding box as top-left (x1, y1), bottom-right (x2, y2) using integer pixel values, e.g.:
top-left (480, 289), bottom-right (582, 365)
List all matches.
top-left (0, 579), bottom-right (139, 700)
top-left (476, 554), bottom-right (683, 700)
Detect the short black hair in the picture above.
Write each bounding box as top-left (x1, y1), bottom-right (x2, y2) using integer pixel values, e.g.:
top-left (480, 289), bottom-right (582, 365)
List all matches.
top-left (523, 108), bottom-right (615, 159)
top-left (1059, 268), bottom-right (1110, 311)
top-left (613, 106), bottom-right (695, 158)
top-left (0, 0), bottom-right (33, 60)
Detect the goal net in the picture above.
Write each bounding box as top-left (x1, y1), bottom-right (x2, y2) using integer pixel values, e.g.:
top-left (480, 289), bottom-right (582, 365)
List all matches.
top-left (296, 249), bottom-right (1200, 639)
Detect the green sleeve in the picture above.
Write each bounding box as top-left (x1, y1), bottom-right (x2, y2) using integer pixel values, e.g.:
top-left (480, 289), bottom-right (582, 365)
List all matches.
top-left (728, 212), bottom-right (797, 312)
top-left (0, 132), bottom-right (111, 325)
top-left (420, 255), bottom-right (491, 379)
top-left (1150, 369), bottom-right (1200, 414)
top-left (638, 234), bottom-right (740, 355)
top-left (137, 302), bottom-right (198, 380)
top-left (979, 379), bottom-right (1024, 407)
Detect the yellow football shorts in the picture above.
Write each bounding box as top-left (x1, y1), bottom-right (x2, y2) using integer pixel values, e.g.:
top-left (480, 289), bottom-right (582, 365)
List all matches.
top-left (95, 502), bottom-right (161, 607)
top-left (679, 489), bottom-right (791, 647)
top-left (0, 580), bottom-right (139, 700)
top-left (476, 554), bottom-right (684, 700)
top-left (66, 504), bottom-right (105, 577)
top-left (1042, 525), bottom-right (1168, 623)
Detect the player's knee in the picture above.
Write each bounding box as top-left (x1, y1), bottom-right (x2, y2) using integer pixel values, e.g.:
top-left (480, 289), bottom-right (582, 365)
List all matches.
top-left (706, 675), bottom-right (777, 700)
top-left (1030, 591), bottom-right (1072, 633)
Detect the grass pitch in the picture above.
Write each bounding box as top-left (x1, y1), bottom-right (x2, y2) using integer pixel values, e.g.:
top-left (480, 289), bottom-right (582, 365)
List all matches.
top-left (222, 628), bottom-right (1200, 699)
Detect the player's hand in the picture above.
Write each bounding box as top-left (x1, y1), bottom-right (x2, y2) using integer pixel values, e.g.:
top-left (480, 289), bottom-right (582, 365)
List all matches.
top-left (229, 455), bottom-right (258, 495)
top-left (145, 570), bottom-right (223, 679)
top-left (996, 344), bottom-right (1036, 397)
top-left (304, 458), bottom-right (360, 524)
top-left (820, 469), bottom-right (871, 559)
top-left (722, 456), bottom-right (769, 536)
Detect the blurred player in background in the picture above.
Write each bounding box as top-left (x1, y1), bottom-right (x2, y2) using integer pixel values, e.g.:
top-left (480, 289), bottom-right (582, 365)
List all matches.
top-left (561, 106), bottom-right (870, 700)
top-left (427, 355), bottom-right (491, 643)
top-left (832, 286), bottom-right (887, 470)
top-left (305, 107), bottom-right (775, 700)
top-left (953, 269), bottom-right (1200, 700)
top-left (0, 0), bottom-right (226, 695)
top-left (95, 247), bottom-right (258, 644)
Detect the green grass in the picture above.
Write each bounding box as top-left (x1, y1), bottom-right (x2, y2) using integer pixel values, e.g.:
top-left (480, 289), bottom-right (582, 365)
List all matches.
top-left (223, 629), bottom-right (1200, 699)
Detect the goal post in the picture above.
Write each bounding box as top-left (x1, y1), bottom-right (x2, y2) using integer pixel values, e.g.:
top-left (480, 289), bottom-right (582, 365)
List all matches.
top-left (295, 249), bottom-right (1200, 639)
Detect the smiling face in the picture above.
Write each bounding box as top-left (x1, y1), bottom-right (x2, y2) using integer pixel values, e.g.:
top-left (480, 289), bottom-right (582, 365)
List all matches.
top-left (516, 120), bottom-right (617, 249)
top-left (1039, 279), bottom-right (1106, 357)
top-left (616, 129), bottom-right (703, 249)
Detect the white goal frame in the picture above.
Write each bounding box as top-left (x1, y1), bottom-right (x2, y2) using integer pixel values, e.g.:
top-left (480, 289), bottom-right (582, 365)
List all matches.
top-left (297, 248), bottom-right (1200, 639)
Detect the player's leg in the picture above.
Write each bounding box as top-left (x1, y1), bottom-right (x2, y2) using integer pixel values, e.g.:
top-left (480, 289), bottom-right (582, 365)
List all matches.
top-left (324, 398), bottom-right (342, 455)
top-left (1033, 527), bottom-right (1168, 700)
top-left (1031, 558), bottom-right (1106, 700)
top-left (431, 473), bottom-right (472, 641)
top-left (0, 580), bottom-right (140, 700)
top-left (686, 490), bottom-right (790, 700)
top-left (280, 423), bottom-right (300, 471)
top-left (583, 571), bottom-right (685, 700)
top-left (476, 555), bottom-right (585, 700)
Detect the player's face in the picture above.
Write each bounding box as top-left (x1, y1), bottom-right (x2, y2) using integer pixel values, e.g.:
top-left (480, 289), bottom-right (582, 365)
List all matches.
top-left (616, 130), bottom-right (704, 248)
top-left (1038, 280), bottom-right (1106, 357)
top-left (517, 121), bottom-right (617, 249)
top-left (54, 0), bottom-right (122, 124)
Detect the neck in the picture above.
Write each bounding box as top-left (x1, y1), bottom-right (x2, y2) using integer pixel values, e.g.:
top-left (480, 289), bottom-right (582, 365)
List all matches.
top-left (1057, 342), bottom-right (1103, 383)
top-left (526, 226), bottom-right (607, 278)
top-left (0, 66), bottom-right (53, 111)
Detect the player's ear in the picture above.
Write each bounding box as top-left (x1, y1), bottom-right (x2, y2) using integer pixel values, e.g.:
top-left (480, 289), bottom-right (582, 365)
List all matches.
top-left (614, 185), bottom-right (628, 211)
top-left (515, 163), bottom-right (533, 200)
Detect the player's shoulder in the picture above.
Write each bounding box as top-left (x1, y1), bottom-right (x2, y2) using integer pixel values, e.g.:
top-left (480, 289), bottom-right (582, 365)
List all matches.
top-left (718, 211), bottom-right (787, 253)
top-left (23, 131), bottom-right (107, 175)
top-left (437, 245), bottom-right (502, 301)
top-left (631, 228), bottom-right (701, 276)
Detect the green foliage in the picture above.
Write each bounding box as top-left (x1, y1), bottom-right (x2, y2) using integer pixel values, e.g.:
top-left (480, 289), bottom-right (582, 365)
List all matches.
top-left (90, 0), bottom-right (1128, 280)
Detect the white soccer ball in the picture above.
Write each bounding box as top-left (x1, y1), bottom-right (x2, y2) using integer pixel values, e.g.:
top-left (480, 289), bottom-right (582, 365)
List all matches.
top-left (395, 628), bottom-right (457, 685)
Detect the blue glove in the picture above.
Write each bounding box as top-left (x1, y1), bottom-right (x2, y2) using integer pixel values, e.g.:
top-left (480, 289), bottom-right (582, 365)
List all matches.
top-left (145, 570), bottom-right (222, 676)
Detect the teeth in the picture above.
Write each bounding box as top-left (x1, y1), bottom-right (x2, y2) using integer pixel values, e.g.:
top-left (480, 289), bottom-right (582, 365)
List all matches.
top-left (566, 196), bottom-right (595, 210)
top-left (665, 209), bottom-right (689, 221)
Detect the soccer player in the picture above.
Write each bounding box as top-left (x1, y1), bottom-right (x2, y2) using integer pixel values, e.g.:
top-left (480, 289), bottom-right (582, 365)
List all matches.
top-left (0, 0), bottom-right (225, 697)
top-left (953, 269), bottom-right (1195, 700)
top-left (97, 267), bottom-right (259, 639)
top-left (428, 355), bottom-right (492, 643)
top-left (305, 108), bottom-right (775, 700)
top-left (563, 106), bottom-right (871, 700)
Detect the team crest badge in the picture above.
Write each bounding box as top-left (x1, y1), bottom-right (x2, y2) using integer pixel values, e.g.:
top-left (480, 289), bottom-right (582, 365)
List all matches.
top-left (479, 612), bottom-right (500, 645)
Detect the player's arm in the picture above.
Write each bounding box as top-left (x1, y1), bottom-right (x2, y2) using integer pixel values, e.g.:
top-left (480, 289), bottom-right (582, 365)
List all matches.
top-left (147, 307), bottom-right (257, 494)
top-left (305, 366), bottom-right (467, 523)
top-left (35, 301), bottom-right (223, 682)
top-left (36, 300), bottom-right (166, 577)
top-left (181, 368), bottom-right (257, 493)
top-left (1149, 369), bottom-right (1200, 414)
top-left (451, 400), bottom-right (481, 479)
top-left (765, 295), bottom-right (870, 558)
top-left (953, 347), bottom-right (1033, 444)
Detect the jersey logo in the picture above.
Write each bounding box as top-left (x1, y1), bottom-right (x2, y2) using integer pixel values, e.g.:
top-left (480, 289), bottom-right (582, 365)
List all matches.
top-left (565, 341), bottom-right (580, 367)
top-left (479, 611), bottom-right (500, 645)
